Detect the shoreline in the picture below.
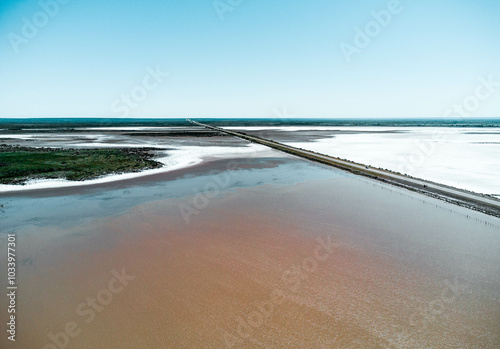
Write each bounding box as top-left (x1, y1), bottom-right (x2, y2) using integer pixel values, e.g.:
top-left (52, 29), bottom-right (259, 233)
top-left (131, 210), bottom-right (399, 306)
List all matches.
top-left (0, 143), bottom-right (272, 195)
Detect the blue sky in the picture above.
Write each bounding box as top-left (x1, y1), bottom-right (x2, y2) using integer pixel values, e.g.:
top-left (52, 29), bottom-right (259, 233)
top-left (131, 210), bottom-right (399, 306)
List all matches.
top-left (0, 0), bottom-right (499, 118)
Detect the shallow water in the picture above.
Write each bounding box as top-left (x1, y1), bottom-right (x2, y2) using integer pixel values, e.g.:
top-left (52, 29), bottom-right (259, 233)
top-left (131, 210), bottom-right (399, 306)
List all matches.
top-left (0, 156), bottom-right (499, 348)
top-left (0, 158), bottom-right (338, 233)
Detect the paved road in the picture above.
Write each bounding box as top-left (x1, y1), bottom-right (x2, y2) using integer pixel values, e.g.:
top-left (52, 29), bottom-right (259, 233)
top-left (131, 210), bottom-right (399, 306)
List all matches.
top-left (188, 119), bottom-right (500, 215)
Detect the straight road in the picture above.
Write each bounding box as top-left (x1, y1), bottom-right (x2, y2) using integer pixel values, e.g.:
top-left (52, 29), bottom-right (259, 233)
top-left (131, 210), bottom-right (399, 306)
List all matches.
top-left (188, 119), bottom-right (500, 217)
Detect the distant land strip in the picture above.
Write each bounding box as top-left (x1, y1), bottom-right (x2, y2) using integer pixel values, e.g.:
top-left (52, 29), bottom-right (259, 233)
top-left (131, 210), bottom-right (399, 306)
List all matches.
top-left (189, 119), bottom-right (500, 218)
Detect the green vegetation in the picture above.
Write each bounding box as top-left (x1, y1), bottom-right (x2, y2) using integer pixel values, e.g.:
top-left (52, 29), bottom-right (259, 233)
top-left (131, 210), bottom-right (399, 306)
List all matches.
top-left (0, 145), bottom-right (162, 185)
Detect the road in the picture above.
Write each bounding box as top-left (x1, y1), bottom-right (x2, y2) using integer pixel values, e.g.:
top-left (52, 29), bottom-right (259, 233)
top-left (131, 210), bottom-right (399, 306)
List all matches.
top-left (188, 119), bottom-right (500, 217)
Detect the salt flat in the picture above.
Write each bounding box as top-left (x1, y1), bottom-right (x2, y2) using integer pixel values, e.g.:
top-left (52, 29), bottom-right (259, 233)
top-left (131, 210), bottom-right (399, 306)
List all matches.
top-left (226, 126), bottom-right (500, 195)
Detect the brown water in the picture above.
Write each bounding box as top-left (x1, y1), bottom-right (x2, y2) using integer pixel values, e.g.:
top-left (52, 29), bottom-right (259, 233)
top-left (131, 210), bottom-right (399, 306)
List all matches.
top-left (1, 158), bottom-right (499, 348)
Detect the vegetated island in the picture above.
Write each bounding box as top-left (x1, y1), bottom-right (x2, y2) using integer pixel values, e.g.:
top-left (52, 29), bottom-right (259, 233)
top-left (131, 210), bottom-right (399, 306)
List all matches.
top-left (0, 145), bottom-right (163, 185)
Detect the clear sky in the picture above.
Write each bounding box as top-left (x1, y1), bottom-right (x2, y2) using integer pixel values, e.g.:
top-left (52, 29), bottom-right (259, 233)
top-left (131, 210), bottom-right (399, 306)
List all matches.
top-left (0, 0), bottom-right (499, 118)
